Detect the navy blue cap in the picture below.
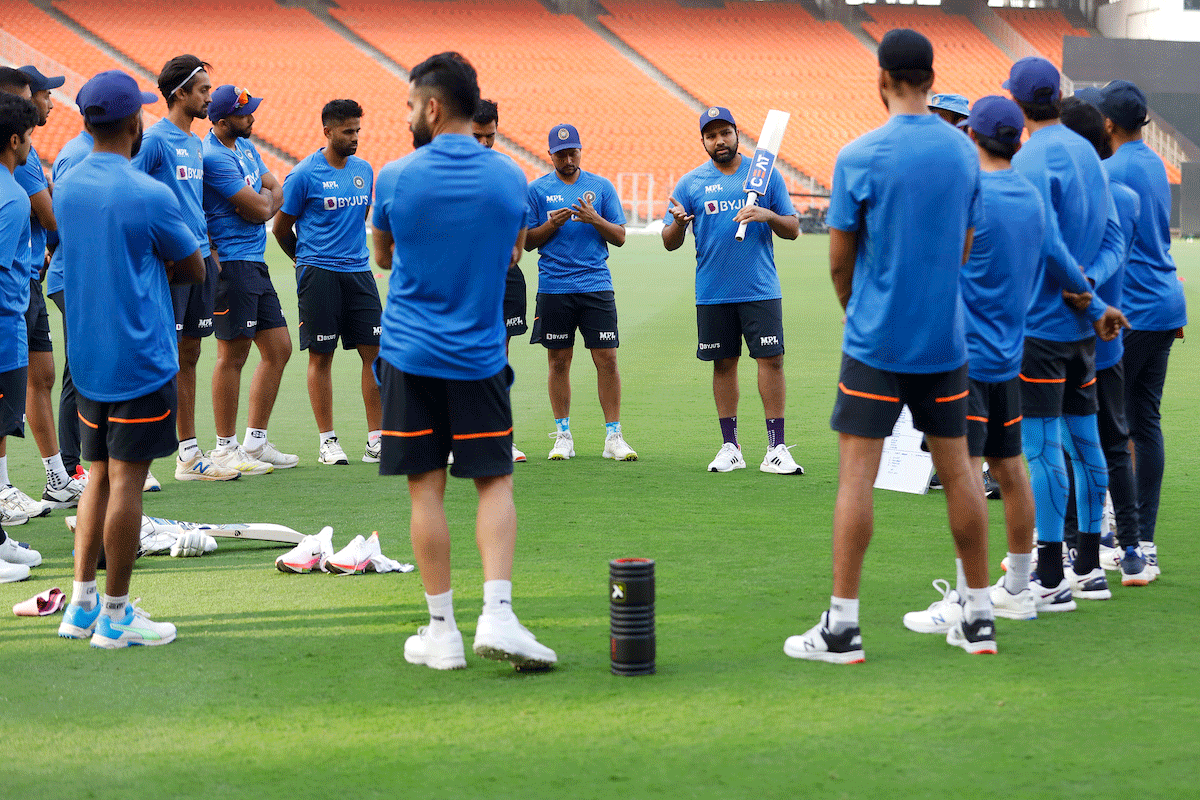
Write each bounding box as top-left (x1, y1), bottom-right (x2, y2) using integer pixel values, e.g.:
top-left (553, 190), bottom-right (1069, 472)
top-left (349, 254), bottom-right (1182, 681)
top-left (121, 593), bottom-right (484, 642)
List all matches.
top-left (968, 95), bottom-right (1024, 144)
top-left (77, 70), bottom-right (157, 124)
top-left (878, 29), bottom-right (934, 72)
top-left (1003, 56), bottom-right (1060, 105)
top-left (1073, 86), bottom-right (1105, 109)
top-left (699, 106), bottom-right (736, 132)
top-left (548, 122), bottom-right (581, 153)
top-left (1098, 80), bottom-right (1149, 131)
top-left (929, 93), bottom-right (970, 118)
top-left (209, 84), bottom-right (262, 123)
top-left (18, 66), bottom-right (65, 93)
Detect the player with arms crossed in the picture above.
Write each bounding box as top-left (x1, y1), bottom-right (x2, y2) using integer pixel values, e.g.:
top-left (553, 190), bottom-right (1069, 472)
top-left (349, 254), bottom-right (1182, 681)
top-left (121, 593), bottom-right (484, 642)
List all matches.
top-left (273, 99), bottom-right (380, 466)
top-left (663, 105), bottom-right (802, 474)
top-left (525, 123), bottom-right (636, 462)
top-left (55, 71), bottom-right (205, 647)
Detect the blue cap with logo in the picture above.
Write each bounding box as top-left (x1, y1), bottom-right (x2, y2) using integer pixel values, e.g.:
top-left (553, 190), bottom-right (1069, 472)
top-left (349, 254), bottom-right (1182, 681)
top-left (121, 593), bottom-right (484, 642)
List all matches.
top-left (1003, 56), bottom-right (1060, 105)
top-left (77, 70), bottom-right (157, 124)
top-left (18, 66), bottom-right (65, 93)
top-left (700, 106), bottom-right (736, 132)
top-left (929, 93), bottom-right (970, 118)
top-left (1098, 80), bottom-right (1150, 131)
top-left (209, 84), bottom-right (262, 123)
top-left (548, 123), bottom-right (581, 153)
top-left (968, 95), bottom-right (1024, 144)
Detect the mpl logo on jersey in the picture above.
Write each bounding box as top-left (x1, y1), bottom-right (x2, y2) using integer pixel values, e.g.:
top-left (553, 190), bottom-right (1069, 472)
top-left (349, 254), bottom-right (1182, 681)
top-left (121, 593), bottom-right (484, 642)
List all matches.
top-left (323, 180), bottom-right (339, 189)
top-left (743, 150), bottom-right (776, 194)
top-left (176, 165), bottom-right (202, 181)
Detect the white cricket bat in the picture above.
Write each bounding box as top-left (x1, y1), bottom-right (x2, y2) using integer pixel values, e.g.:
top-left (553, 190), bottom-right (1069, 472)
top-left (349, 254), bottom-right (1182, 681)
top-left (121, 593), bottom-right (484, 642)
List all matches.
top-left (65, 515), bottom-right (305, 545)
top-left (736, 109), bottom-right (791, 242)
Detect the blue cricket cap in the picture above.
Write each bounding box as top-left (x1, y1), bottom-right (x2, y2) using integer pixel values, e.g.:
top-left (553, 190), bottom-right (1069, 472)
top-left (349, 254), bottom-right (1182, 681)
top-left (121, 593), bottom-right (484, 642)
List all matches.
top-left (1003, 56), bottom-right (1060, 105)
top-left (929, 93), bottom-right (970, 118)
top-left (209, 84), bottom-right (262, 123)
top-left (1073, 86), bottom-right (1105, 109)
top-left (18, 66), bottom-right (65, 93)
top-left (1098, 80), bottom-right (1149, 131)
top-left (548, 123), bottom-right (581, 153)
top-left (878, 29), bottom-right (934, 72)
top-left (77, 70), bottom-right (157, 124)
top-left (700, 106), bottom-right (736, 132)
top-left (968, 95), bottom-right (1024, 144)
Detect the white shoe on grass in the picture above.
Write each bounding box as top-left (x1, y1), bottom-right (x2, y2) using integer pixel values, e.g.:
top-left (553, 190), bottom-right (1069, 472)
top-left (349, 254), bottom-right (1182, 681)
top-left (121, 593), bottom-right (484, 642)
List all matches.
top-left (405, 626), bottom-right (467, 670)
top-left (783, 610), bottom-right (865, 664)
top-left (90, 602), bottom-right (176, 649)
top-left (142, 470), bottom-right (161, 492)
top-left (902, 578), bottom-right (962, 633)
top-left (0, 560), bottom-right (29, 583)
top-left (318, 437), bottom-right (349, 466)
top-left (473, 609), bottom-right (557, 669)
top-left (512, 444), bottom-right (526, 463)
top-left (363, 439), bottom-right (381, 463)
top-left (210, 444), bottom-right (274, 476)
top-left (245, 441), bottom-right (299, 469)
top-left (707, 442), bottom-right (745, 473)
top-left (1, 484), bottom-right (49, 519)
top-left (174, 452), bottom-right (240, 482)
top-left (548, 431), bottom-right (574, 460)
top-left (760, 443), bottom-right (804, 474)
top-left (42, 477), bottom-right (85, 509)
top-left (988, 577), bottom-right (1037, 620)
top-left (0, 536), bottom-right (41, 567)
top-left (602, 432), bottom-right (637, 461)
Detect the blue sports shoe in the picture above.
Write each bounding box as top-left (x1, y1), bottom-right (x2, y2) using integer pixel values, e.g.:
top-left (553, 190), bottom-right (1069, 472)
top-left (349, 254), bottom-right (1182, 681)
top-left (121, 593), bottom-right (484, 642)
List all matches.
top-left (90, 602), bottom-right (177, 649)
top-left (58, 602), bottom-right (102, 639)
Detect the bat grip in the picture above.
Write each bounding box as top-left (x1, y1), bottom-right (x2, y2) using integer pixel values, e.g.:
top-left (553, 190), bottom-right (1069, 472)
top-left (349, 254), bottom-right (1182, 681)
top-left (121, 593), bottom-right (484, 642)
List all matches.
top-left (735, 191), bottom-right (760, 242)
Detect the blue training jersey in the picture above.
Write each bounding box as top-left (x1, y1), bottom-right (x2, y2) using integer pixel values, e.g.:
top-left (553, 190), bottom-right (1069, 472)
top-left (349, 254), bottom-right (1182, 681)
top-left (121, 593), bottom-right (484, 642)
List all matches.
top-left (202, 130), bottom-right (268, 262)
top-left (666, 155), bottom-right (795, 305)
top-left (54, 152), bottom-right (198, 401)
top-left (14, 143), bottom-right (47, 281)
top-left (962, 169), bottom-right (1045, 383)
top-left (280, 150), bottom-right (373, 273)
top-left (1105, 140), bottom-right (1187, 332)
top-left (375, 134), bottom-right (526, 381)
top-left (525, 169), bottom-right (624, 294)
top-left (0, 168), bottom-right (31, 372)
top-left (134, 118), bottom-right (210, 258)
top-left (827, 114), bottom-right (980, 374)
top-left (46, 132), bottom-right (93, 296)
top-left (1095, 180), bottom-right (1139, 371)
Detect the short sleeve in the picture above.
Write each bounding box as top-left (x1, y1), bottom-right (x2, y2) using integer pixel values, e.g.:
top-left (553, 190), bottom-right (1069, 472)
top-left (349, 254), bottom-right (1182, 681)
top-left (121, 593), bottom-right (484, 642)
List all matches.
top-left (826, 145), bottom-right (871, 233)
top-left (131, 136), bottom-right (162, 176)
top-left (765, 168), bottom-right (796, 217)
top-left (663, 176), bottom-right (691, 224)
top-left (525, 181), bottom-right (542, 229)
top-left (148, 186), bottom-right (199, 262)
top-left (0, 199), bottom-right (25, 271)
top-left (279, 163), bottom-right (307, 217)
top-left (252, 146), bottom-right (268, 180)
top-left (203, 148), bottom-right (249, 201)
top-left (15, 157), bottom-right (47, 197)
top-left (601, 180), bottom-right (626, 226)
top-left (372, 164), bottom-right (395, 233)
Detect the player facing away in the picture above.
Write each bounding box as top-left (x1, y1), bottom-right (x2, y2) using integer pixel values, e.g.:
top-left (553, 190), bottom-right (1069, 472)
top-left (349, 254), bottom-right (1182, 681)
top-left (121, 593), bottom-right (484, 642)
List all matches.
top-left (903, 96), bottom-right (1043, 634)
top-left (202, 84), bottom-right (294, 475)
top-left (273, 99), bottom-right (380, 466)
top-left (0, 92), bottom-right (44, 581)
top-left (1004, 57), bottom-right (1130, 609)
top-left (55, 71), bottom-right (205, 647)
top-left (372, 52), bottom-right (556, 671)
top-left (136, 55), bottom-right (239, 484)
top-left (1097, 80), bottom-right (1188, 580)
top-left (785, 30), bottom-right (993, 662)
top-left (525, 123), bottom-right (637, 462)
top-left (473, 99), bottom-right (528, 463)
top-left (662, 105), bottom-right (802, 475)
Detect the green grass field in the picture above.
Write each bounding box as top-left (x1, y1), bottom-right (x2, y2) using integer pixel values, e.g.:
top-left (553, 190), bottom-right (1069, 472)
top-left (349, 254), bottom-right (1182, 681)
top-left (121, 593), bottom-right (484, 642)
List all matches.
top-left (1, 233), bottom-right (1197, 799)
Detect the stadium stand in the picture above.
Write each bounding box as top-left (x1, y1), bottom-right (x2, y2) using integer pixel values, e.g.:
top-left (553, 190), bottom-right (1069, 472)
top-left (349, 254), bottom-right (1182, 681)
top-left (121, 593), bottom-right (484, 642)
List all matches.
top-left (995, 8), bottom-right (1091, 69)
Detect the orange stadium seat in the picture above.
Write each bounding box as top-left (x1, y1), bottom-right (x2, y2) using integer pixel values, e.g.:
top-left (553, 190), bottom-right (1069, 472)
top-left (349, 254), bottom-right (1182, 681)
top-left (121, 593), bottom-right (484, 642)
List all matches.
top-left (995, 8), bottom-right (1090, 69)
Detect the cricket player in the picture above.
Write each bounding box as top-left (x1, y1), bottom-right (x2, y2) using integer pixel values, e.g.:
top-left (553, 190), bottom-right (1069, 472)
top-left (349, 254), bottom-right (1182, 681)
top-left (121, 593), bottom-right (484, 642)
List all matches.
top-left (662, 105), bottom-right (802, 475)
top-left (373, 51), bottom-right (556, 671)
top-left (273, 98), bottom-right (380, 466)
top-left (55, 70), bottom-right (204, 647)
top-left (525, 123), bottom-right (636, 462)
top-left (928, 93), bottom-right (969, 127)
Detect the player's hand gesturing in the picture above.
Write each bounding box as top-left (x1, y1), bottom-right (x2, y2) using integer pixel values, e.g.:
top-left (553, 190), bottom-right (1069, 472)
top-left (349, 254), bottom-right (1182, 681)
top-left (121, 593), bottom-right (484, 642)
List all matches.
top-left (733, 203), bottom-right (774, 224)
top-left (547, 206), bottom-right (573, 228)
top-left (570, 196), bottom-right (603, 226)
top-left (667, 196), bottom-right (693, 226)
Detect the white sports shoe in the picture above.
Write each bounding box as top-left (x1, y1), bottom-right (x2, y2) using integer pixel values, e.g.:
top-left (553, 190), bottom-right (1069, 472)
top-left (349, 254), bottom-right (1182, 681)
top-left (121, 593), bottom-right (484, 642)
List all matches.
top-left (902, 578), bottom-right (963, 633)
top-left (42, 477), bottom-right (85, 510)
top-left (547, 431), bottom-right (574, 460)
top-left (707, 442), bottom-right (746, 473)
top-left (405, 626), bottom-right (467, 670)
top-left (602, 432), bottom-right (638, 461)
top-left (318, 436), bottom-right (350, 466)
top-left (90, 601), bottom-right (176, 649)
top-left (326, 533), bottom-right (381, 575)
top-left (0, 535), bottom-right (42, 567)
top-left (1139, 541), bottom-right (1160, 578)
top-left (988, 576), bottom-right (1037, 620)
top-left (1067, 567), bottom-right (1112, 600)
top-left (174, 452), bottom-right (240, 482)
top-left (783, 610), bottom-right (865, 664)
top-left (0, 559), bottom-right (29, 583)
top-left (276, 526), bottom-right (335, 574)
top-left (142, 471), bottom-right (161, 492)
top-left (473, 609), bottom-right (557, 669)
top-left (245, 440), bottom-right (299, 469)
top-left (209, 444), bottom-right (274, 476)
top-left (760, 443), bottom-right (804, 474)
top-left (1, 484), bottom-right (49, 519)
top-left (363, 439), bottom-right (381, 463)
top-left (511, 443), bottom-right (526, 463)
top-left (1029, 575), bottom-right (1077, 613)
top-left (0, 486), bottom-right (29, 526)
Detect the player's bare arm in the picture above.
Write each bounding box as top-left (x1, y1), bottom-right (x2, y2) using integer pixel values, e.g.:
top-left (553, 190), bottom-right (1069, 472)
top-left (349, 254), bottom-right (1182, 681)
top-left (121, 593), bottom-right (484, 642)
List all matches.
top-left (829, 227), bottom-right (858, 310)
top-left (229, 183), bottom-right (278, 224)
top-left (167, 248), bottom-right (205, 286)
top-left (661, 196), bottom-right (692, 251)
top-left (29, 187), bottom-right (54, 232)
top-left (571, 196), bottom-right (625, 246)
top-left (371, 225), bottom-right (394, 270)
top-left (733, 203), bottom-right (799, 240)
top-left (961, 228), bottom-right (974, 264)
top-left (272, 210), bottom-right (298, 261)
top-left (524, 207), bottom-right (572, 249)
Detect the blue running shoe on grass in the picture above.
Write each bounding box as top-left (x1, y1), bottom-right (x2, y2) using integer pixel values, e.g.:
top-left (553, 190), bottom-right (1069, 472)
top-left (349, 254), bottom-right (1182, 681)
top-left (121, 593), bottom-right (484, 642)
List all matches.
top-left (58, 602), bottom-right (101, 639)
top-left (90, 602), bottom-right (176, 649)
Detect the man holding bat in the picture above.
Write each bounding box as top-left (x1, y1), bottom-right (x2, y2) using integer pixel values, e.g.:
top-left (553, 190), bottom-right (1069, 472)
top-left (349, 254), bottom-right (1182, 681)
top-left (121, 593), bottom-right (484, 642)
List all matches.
top-left (662, 106), bottom-right (800, 474)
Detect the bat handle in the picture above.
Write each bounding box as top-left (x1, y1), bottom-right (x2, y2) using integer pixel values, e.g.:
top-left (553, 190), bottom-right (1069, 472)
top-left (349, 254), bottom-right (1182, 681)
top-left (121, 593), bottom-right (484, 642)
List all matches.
top-left (735, 192), bottom-right (760, 242)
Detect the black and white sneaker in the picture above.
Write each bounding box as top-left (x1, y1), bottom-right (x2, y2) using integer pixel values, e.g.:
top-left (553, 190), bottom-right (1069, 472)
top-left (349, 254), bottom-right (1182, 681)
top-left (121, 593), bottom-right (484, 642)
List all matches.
top-left (1029, 575), bottom-right (1077, 613)
top-left (784, 611), bottom-right (864, 664)
top-left (1068, 567), bottom-right (1112, 600)
top-left (982, 469), bottom-right (1001, 500)
top-left (947, 616), bottom-right (998, 654)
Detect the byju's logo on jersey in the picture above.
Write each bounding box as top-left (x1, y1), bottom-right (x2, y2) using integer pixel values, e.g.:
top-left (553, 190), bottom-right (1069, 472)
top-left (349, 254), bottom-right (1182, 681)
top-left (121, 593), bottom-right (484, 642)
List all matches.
top-left (324, 195), bottom-right (370, 211)
top-left (705, 199), bottom-right (744, 215)
top-left (176, 165), bottom-right (202, 181)
top-left (704, 200), bottom-right (719, 215)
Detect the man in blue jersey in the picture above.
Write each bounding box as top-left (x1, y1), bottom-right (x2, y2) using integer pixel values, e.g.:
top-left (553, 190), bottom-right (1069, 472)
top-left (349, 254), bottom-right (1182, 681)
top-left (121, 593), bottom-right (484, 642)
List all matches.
top-left (372, 52), bottom-right (555, 672)
top-left (663, 106), bottom-right (802, 475)
top-left (0, 93), bottom-right (43, 582)
top-left (1004, 57), bottom-right (1129, 610)
top-left (903, 96), bottom-right (1043, 635)
top-left (525, 123), bottom-right (636, 462)
top-left (136, 55), bottom-right (240, 483)
top-left (273, 99), bottom-right (379, 467)
top-left (1097, 80), bottom-right (1187, 581)
top-left (53, 70), bottom-right (204, 647)
top-left (202, 84), bottom-right (292, 477)
top-left (785, 30), bottom-right (994, 662)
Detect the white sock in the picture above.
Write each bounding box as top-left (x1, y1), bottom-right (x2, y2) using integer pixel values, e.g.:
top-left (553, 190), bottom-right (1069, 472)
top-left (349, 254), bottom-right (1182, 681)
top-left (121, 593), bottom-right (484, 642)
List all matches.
top-left (482, 579), bottom-right (513, 615)
top-left (1004, 552), bottom-right (1032, 595)
top-left (216, 435), bottom-right (237, 450)
top-left (71, 580), bottom-right (97, 610)
top-left (102, 593), bottom-right (129, 622)
top-left (425, 590), bottom-right (457, 635)
top-left (954, 558), bottom-right (967, 597)
top-left (179, 438), bottom-right (200, 460)
top-left (320, 430), bottom-right (337, 445)
top-left (367, 429), bottom-right (382, 445)
top-left (244, 428), bottom-right (268, 452)
top-left (964, 587), bottom-right (994, 623)
top-left (0, 455), bottom-right (9, 486)
top-left (44, 453), bottom-right (70, 489)
top-left (828, 595), bottom-right (859, 634)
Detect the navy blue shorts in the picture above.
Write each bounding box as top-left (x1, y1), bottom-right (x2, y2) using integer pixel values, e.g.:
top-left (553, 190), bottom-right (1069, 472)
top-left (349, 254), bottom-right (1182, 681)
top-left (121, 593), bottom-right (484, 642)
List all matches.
top-left (0, 367), bottom-right (27, 438)
top-left (530, 291), bottom-right (618, 349)
top-left (296, 265), bottom-right (381, 353)
top-left (504, 266), bottom-right (528, 337)
top-left (215, 259), bottom-right (287, 340)
top-left (695, 299), bottom-right (784, 361)
top-left (25, 279), bottom-right (52, 353)
top-left (77, 379), bottom-right (178, 463)
top-left (1019, 336), bottom-right (1097, 418)
top-left (830, 354), bottom-right (968, 439)
top-left (172, 254), bottom-right (218, 338)
top-left (967, 376), bottom-right (1023, 459)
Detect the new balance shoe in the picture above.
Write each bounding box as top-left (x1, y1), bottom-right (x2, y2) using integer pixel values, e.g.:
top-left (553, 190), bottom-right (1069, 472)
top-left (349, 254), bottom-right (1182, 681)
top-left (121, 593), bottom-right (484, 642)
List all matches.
top-left (209, 444), bottom-right (274, 476)
top-left (90, 602), bottom-right (176, 648)
top-left (58, 602), bottom-right (101, 639)
top-left (1120, 546), bottom-right (1155, 587)
top-left (318, 437), bottom-right (350, 465)
top-left (326, 534), bottom-right (375, 575)
top-left (142, 470), bottom-right (161, 492)
top-left (1, 484), bottom-right (49, 519)
top-left (902, 578), bottom-right (963, 634)
top-left (547, 431), bottom-right (574, 460)
top-left (760, 443), bottom-right (804, 474)
top-left (174, 452), bottom-right (240, 482)
top-left (405, 626), bottom-right (467, 670)
top-left (363, 439), bottom-right (381, 464)
top-left (0, 536), bottom-right (41, 567)
top-left (988, 577), bottom-right (1037, 620)
top-left (1068, 567), bottom-right (1112, 600)
top-left (1139, 541), bottom-right (1159, 578)
top-left (784, 611), bottom-right (864, 664)
top-left (707, 442), bottom-right (745, 473)
top-left (42, 477), bottom-right (85, 510)
top-left (276, 526), bottom-right (335, 574)
top-left (245, 440), bottom-right (299, 469)
top-left (0, 560), bottom-right (29, 583)
top-left (511, 443), bottom-right (526, 463)
top-left (1029, 576), bottom-right (1077, 613)
top-left (947, 617), bottom-right (998, 654)
top-left (602, 432), bottom-right (638, 461)
top-left (473, 609), bottom-right (557, 670)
